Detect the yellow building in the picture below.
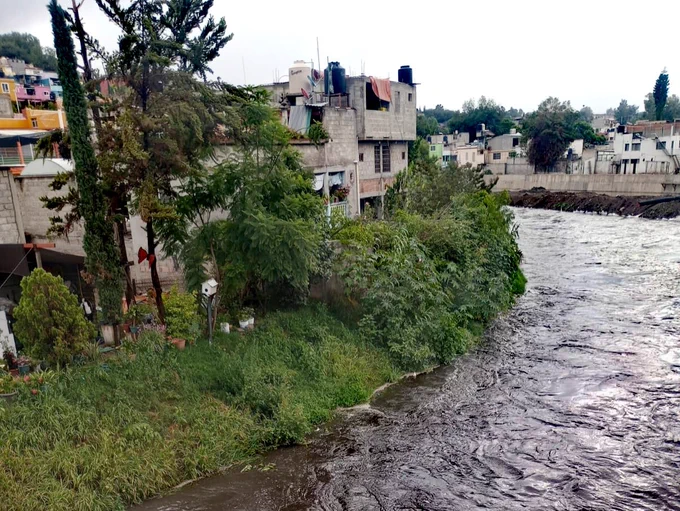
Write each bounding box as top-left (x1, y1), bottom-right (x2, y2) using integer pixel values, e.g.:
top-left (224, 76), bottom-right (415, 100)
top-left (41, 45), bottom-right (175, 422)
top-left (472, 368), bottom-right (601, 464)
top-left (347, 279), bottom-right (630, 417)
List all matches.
top-left (0, 108), bottom-right (66, 130)
top-left (0, 78), bottom-right (16, 103)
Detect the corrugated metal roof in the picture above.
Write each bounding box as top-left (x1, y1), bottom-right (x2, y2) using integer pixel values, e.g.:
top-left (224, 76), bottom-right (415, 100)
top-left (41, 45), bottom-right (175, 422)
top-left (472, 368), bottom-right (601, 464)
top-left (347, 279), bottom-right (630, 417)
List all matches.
top-left (20, 158), bottom-right (73, 177)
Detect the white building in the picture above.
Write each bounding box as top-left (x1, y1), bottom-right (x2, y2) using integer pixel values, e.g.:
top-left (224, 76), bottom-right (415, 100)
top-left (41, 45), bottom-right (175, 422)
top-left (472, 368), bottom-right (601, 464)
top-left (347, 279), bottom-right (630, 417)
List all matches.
top-left (612, 131), bottom-right (680, 174)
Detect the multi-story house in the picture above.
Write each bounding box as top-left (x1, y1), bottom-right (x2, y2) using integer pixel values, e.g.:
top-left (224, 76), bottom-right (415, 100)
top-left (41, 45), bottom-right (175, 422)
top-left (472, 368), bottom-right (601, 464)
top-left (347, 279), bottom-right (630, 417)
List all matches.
top-left (612, 122), bottom-right (680, 174)
top-left (263, 61), bottom-right (416, 216)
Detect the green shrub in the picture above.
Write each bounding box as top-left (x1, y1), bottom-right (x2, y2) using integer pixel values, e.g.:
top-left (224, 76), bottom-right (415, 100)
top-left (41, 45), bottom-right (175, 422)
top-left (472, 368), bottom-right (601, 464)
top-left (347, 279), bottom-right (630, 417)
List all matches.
top-left (13, 269), bottom-right (95, 367)
top-left (164, 286), bottom-right (199, 341)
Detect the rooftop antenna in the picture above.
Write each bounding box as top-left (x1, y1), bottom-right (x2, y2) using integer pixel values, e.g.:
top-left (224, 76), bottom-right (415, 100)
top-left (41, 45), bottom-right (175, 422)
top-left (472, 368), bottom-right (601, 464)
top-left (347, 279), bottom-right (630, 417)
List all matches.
top-left (242, 57), bottom-right (247, 84)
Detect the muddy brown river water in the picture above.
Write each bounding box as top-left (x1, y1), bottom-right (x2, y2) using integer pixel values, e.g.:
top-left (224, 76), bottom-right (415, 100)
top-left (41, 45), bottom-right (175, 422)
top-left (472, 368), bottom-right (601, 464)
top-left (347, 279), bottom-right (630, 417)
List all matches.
top-left (135, 208), bottom-right (680, 510)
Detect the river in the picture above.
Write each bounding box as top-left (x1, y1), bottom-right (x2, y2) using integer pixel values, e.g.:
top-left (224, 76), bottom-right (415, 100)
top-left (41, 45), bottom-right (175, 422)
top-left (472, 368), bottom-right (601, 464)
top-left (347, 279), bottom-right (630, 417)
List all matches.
top-left (135, 208), bottom-right (680, 511)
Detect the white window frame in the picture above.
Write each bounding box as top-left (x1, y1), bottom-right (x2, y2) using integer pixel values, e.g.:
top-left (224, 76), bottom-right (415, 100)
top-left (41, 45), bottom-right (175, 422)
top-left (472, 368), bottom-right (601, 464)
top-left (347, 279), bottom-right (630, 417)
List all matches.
top-left (1, 83), bottom-right (8, 93)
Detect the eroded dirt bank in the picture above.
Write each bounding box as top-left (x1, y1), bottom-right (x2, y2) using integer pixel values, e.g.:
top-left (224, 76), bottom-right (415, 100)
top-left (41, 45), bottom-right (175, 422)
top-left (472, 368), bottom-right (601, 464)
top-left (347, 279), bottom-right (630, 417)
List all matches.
top-left (510, 189), bottom-right (680, 219)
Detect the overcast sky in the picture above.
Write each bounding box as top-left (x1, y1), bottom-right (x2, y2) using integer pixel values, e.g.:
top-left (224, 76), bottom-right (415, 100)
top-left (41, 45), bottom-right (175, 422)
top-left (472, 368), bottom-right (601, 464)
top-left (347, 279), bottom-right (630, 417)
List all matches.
top-left (2, 0), bottom-right (678, 113)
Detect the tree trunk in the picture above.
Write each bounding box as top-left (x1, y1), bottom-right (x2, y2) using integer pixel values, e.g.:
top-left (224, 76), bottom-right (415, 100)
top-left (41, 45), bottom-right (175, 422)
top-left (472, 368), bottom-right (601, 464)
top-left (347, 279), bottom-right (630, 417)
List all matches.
top-left (146, 217), bottom-right (165, 323)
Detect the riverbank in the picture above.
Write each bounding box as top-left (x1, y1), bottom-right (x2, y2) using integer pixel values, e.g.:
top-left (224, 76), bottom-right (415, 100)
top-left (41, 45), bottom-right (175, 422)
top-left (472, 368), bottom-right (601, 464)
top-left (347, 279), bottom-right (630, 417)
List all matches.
top-left (0, 190), bottom-right (525, 510)
top-left (510, 189), bottom-right (680, 219)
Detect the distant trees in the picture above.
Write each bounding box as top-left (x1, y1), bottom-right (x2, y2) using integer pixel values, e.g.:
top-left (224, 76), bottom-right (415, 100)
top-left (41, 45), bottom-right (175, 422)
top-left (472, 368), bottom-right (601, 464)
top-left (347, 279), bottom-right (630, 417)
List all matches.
top-left (653, 70), bottom-right (670, 121)
top-left (614, 100), bottom-right (639, 125)
top-left (416, 114), bottom-right (439, 138)
top-left (579, 106), bottom-right (594, 122)
top-left (448, 96), bottom-right (510, 137)
top-left (0, 32), bottom-right (58, 71)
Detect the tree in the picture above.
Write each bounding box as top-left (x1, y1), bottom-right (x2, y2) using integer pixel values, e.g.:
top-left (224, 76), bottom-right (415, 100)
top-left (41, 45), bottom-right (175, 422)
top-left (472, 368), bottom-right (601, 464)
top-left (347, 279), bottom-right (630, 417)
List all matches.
top-left (447, 96), bottom-right (507, 139)
top-left (156, 89), bottom-right (324, 308)
top-left (0, 32), bottom-right (58, 71)
top-left (614, 99), bottom-right (638, 125)
top-left (579, 106), bottom-right (594, 122)
top-left (89, 0), bottom-right (233, 321)
top-left (653, 70), bottom-right (669, 121)
top-left (416, 114), bottom-right (439, 138)
top-left (49, 0), bottom-right (123, 324)
top-left (663, 94), bottom-right (680, 121)
top-left (643, 93), bottom-right (655, 120)
top-left (14, 269), bottom-right (96, 367)
top-left (422, 104), bottom-right (455, 124)
top-left (523, 97), bottom-right (579, 172)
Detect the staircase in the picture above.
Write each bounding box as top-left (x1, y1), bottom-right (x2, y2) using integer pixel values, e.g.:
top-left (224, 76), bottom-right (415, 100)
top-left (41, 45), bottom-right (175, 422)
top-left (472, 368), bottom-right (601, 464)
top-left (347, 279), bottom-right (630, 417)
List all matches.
top-left (655, 136), bottom-right (680, 174)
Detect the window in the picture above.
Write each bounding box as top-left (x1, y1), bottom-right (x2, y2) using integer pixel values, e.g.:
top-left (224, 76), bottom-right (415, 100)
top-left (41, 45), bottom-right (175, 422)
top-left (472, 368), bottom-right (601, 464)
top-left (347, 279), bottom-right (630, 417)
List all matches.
top-left (408, 93), bottom-right (412, 102)
top-left (359, 153), bottom-right (364, 162)
top-left (631, 143), bottom-right (641, 151)
top-left (625, 143), bottom-right (630, 151)
top-left (512, 137), bottom-right (519, 147)
top-left (452, 155), bottom-right (458, 162)
top-left (395, 91), bottom-right (400, 113)
top-left (374, 144), bottom-right (381, 173)
top-left (402, 151), bottom-right (406, 160)
top-left (493, 152), bottom-right (502, 160)
top-left (656, 140), bottom-right (667, 150)
top-left (44, 91), bottom-right (50, 96)
top-left (443, 155), bottom-right (450, 162)
top-left (621, 159), bottom-right (629, 164)
top-left (366, 83), bottom-right (388, 111)
top-left (382, 144), bottom-right (391, 173)
top-left (1, 83), bottom-right (8, 93)
top-left (430, 145), bottom-right (436, 152)
top-left (31, 118), bottom-right (38, 128)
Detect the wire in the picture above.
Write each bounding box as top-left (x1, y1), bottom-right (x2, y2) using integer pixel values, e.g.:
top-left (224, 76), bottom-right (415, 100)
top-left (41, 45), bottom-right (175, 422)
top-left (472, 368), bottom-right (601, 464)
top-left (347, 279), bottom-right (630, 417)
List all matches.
top-left (0, 247), bottom-right (33, 291)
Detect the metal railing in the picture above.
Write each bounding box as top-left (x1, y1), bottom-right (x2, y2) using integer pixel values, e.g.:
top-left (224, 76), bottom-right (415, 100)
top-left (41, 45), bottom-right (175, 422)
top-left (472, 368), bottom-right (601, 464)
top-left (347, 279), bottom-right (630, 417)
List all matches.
top-left (0, 146), bottom-right (35, 167)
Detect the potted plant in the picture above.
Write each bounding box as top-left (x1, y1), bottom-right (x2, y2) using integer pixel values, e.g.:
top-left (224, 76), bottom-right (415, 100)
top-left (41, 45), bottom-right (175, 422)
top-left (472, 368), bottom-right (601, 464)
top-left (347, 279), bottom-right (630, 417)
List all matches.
top-left (3, 349), bottom-right (17, 376)
top-left (238, 307), bottom-right (254, 329)
top-left (0, 374), bottom-right (17, 401)
top-left (170, 338), bottom-right (186, 351)
top-left (164, 287), bottom-right (198, 350)
top-left (16, 356), bottom-right (31, 376)
top-left (124, 303), bottom-right (153, 338)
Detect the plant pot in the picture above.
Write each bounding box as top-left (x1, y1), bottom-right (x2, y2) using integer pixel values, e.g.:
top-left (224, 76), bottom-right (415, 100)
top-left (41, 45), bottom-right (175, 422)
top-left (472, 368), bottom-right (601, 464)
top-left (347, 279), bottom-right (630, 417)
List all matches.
top-left (220, 323), bottom-right (230, 334)
top-left (101, 325), bottom-right (115, 346)
top-left (248, 317), bottom-right (255, 327)
top-left (18, 365), bottom-right (30, 376)
top-left (9, 369), bottom-right (18, 377)
top-left (0, 391), bottom-right (17, 402)
top-left (239, 319), bottom-right (249, 329)
top-left (171, 338), bottom-right (186, 351)
top-left (129, 326), bottom-right (141, 335)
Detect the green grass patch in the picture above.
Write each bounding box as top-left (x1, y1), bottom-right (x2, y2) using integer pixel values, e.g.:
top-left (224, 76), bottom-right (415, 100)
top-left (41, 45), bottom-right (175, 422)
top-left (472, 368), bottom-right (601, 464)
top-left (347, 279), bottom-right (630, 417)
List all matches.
top-left (0, 305), bottom-right (397, 510)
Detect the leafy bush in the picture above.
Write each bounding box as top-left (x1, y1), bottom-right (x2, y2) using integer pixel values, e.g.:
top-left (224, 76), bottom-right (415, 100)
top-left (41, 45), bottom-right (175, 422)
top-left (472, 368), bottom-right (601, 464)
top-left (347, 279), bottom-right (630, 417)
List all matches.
top-left (164, 286), bottom-right (199, 341)
top-left (13, 269), bottom-right (95, 367)
top-left (336, 190), bottom-right (524, 370)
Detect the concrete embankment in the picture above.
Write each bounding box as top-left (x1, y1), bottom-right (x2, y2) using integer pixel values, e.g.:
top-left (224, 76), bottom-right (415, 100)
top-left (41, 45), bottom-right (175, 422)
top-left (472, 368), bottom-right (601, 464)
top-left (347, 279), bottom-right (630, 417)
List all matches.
top-left (487, 173), bottom-right (680, 197)
top-left (510, 190), bottom-right (680, 219)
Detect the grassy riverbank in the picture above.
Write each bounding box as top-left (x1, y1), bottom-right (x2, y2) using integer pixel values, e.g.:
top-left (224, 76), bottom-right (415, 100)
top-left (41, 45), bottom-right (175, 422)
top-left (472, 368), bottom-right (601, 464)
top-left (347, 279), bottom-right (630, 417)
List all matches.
top-left (0, 186), bottom-right (524, 510)
top-left (0, 306), bottom-right (397, 510)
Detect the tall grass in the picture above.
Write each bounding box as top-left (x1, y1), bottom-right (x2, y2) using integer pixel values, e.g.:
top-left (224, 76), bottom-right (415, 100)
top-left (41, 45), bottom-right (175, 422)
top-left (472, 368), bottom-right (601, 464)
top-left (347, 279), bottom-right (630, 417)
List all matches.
top-left (0, 305), bottom-right (396, 510)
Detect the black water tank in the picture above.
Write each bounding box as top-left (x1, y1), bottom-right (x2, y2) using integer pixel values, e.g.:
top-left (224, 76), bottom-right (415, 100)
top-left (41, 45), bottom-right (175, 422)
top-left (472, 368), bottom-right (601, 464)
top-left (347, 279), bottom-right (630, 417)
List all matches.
top-left (332, 64), bottom-right (346, 95)
top-left (398, 65), bottom-right (413, 85)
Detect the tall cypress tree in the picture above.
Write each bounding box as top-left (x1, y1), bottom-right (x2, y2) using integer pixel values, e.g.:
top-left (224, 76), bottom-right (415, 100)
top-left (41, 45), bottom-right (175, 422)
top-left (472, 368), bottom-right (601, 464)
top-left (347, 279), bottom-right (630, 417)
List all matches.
top-left (48, 0), bottom-right (123, 324)
top-left (654, 70), bottom-right (669, 121)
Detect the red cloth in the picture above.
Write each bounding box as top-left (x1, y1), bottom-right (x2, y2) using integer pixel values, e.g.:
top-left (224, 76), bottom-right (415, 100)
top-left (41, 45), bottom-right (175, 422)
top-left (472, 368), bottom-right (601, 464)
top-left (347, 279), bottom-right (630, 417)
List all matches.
top-left (370, 77), bottom-right (391, 103)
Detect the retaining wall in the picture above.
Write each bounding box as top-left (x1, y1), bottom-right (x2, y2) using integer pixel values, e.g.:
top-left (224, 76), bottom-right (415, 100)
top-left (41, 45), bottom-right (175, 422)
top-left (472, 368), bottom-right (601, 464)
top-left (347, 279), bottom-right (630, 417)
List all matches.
top-left (487, 173), bottom-right (680, 197)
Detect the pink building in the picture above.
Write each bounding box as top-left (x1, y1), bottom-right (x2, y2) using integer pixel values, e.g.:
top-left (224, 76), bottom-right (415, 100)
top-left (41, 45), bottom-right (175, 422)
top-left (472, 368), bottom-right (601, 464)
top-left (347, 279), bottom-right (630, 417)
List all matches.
top-left (15, 85), bottom-right (51, 103)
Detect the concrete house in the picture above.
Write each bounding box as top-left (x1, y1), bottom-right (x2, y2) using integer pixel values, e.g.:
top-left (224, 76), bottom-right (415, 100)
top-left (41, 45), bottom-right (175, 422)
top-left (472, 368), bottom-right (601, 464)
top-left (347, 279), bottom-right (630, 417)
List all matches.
top-left (263, 61), bottom-right (416, 216)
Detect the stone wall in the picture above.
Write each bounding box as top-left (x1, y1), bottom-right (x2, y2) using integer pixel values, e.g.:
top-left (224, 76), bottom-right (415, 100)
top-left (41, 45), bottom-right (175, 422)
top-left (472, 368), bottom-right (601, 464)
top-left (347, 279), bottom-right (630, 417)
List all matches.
top-left (488, 173), bottom-right (680, 197)
top-left (0, 171), bottom-right (21, 243)
top-left (0, 96), bottom-right (12, 118)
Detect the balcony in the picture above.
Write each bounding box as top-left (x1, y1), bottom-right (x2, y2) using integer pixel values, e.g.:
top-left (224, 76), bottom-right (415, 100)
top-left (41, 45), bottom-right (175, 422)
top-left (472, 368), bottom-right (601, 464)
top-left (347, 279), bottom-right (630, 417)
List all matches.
top-left (0, 146), bottom-right (35, 167)
top-left (329, 201), bottom-right (349, 218)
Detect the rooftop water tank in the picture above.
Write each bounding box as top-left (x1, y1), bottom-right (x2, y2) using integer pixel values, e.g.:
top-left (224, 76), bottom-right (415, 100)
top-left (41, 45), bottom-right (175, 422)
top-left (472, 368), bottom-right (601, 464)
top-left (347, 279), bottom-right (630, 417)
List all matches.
top-left (398, 65), bottom-right (413, 85)
top-left (331, 63), bottom-right (346, 95)
top-left (290, 60), bottom-right (311, 96)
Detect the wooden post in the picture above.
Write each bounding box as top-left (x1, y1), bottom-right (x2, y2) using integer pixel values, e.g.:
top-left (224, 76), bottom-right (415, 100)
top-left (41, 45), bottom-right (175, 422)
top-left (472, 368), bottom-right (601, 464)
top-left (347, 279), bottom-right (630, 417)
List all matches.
top-left (16, 141), bottom-right (24, 166)
top-left (34, 249), bottom-right (43, 269)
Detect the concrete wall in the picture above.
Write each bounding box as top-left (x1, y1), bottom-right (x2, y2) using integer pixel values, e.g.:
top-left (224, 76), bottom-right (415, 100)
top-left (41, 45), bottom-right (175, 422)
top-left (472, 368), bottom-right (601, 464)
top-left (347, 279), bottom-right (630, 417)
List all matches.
top-left (489, 173), bottom-right (680, 196)
top-left (0, 171), bottom-right (21, 243)
top-left (348, 78), bottom-right (416, 141)
top-left (15, 175), bottom-right (84, 254)
top-left (0, 96), bottom-right (12, 118)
